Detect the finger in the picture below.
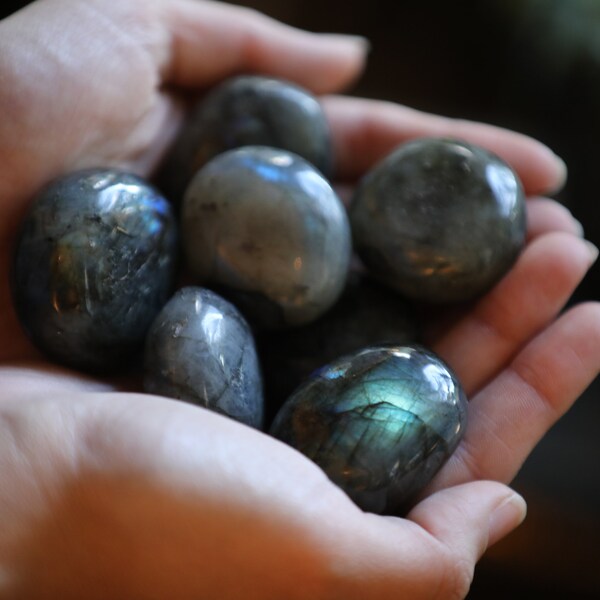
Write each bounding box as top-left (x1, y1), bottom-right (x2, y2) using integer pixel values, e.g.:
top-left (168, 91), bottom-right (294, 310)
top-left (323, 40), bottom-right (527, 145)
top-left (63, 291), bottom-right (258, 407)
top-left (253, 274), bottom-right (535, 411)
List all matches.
top-left (431, 233), bottom-right (597, 395)
top-left (162, 0), bottom-right (368, 93)
top-left (526, 197), bottom-right (584, 241)
top-left (408, 481), bottom-right (526, 557)
top-left (406, 482), bottom-right (526, 600)
top-left (323, 95), bottom-right (566, 195)
top-left (338, 481), bottom-right (526, 600)
top-left (430, 302), bottom-right (600, 490)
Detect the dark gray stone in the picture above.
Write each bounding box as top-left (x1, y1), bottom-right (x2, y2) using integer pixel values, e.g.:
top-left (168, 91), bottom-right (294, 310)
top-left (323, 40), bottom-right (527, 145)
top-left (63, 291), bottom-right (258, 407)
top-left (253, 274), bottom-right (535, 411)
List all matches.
top-left (160, 75), bottom-right (332, 202)
top-left (258, 272), bottom-right (420, 417)
top-left (270, 344), bottom-right (467, 515)
top-left (144, 287), bottom-right (264, 429)
top-left (349, 138), bottom-right (527, 303)
top-left (182, 146), bottom-right (351, 328)
top-left (12, 168), bottom-right (178, 373)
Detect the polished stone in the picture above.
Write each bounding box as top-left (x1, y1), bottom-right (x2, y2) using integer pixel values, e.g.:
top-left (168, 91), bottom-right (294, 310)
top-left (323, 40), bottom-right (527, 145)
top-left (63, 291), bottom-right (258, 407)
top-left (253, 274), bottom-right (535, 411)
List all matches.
top-left (12, 168), bottom-right (178, 373)
top-left (349, 138), bottom-right (527, 303)
top-left (144, 287), bottom-right (264, 428)
top-left (258, 272), bottom-right (420, 415)
top-left (182, 146), bottom-right (351, 328)
top-left (270, 344), bottom-right (467, 515)
top-left (161, 75), bottom-right (333, 202)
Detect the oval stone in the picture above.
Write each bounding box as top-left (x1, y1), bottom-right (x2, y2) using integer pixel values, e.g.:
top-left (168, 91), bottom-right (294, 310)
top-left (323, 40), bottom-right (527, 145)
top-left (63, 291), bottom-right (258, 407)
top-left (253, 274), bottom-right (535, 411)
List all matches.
top-left (161, 75), bottom-right (332, 201)
top-left (349, 138), bottom-right (526, 303)
top-left (182, 146), bottom-right (351, 328)
top-left (12, 168), bottom-right (178, 373)
top-left (144, 287), bottom-right (264, 428)
top-left (270, 344), bottom-right (467, 515)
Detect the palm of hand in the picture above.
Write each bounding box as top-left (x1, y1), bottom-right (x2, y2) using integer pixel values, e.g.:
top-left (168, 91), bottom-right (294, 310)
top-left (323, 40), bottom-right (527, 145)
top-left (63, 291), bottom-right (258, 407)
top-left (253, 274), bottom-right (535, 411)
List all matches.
top-left (0, 1), bottom-right (598, 599)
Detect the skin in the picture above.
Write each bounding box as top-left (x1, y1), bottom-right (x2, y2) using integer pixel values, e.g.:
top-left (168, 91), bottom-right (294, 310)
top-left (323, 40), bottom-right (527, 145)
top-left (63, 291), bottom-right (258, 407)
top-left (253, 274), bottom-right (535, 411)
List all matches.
top-left (0, 1), bottom-right (598, 598)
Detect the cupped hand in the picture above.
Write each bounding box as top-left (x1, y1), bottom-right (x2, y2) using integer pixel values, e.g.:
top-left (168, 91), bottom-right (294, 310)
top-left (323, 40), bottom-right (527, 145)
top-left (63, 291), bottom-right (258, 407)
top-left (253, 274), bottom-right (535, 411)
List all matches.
top-left (1, 1), bottom-right (598, 599)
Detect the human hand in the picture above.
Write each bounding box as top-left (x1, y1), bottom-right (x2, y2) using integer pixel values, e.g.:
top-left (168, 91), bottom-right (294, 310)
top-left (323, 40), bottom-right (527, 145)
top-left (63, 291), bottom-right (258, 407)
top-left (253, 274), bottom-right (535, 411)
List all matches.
top-left (1, 1), bottom-right (598, 599)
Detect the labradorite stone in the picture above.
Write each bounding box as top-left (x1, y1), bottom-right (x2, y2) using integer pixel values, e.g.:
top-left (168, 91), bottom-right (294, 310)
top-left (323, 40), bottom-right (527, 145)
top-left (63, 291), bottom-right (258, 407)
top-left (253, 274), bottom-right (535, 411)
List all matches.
top-left (12, 168), bottom-right (178, 373)
top-left (349, 138), bottom-right (527, 303)
top-left (270, 344), bottom-right (467, 515)
top-left (258, 273), bottom-right (420, 417)
top-left (144, 287), bottom-right (264, 428)
top-left (161, 75), bottom-right (332, 201)
top-left (182, 146), bottom-right (351, 328)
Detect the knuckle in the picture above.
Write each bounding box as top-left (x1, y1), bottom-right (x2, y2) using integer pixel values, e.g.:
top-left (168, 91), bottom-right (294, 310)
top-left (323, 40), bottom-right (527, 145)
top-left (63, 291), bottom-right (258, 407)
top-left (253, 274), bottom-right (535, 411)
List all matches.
top-left (433, 551), bottom-right (475, 600)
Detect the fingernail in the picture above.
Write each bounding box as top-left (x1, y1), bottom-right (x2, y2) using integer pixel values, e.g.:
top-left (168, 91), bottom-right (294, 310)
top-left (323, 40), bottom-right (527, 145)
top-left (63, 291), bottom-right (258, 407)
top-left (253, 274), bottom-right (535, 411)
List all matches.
top-left (488, 492), bottom-right (527, 545)
top-left (585, 240), bottom-right (599, 265)
top-left (345, 35), bottom-right (371, 52)
top-left (329, 34), bottom-right (371, 54)
top-left (550, 153), bottom-right (568, 194)
top-left (573, 218), bottom-right (585, 237)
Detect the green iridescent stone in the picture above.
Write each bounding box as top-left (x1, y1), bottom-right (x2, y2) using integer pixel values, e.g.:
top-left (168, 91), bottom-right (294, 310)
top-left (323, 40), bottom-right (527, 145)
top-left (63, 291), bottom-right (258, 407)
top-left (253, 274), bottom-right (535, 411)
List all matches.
top-left (270, 344), bottom-right (467, 515)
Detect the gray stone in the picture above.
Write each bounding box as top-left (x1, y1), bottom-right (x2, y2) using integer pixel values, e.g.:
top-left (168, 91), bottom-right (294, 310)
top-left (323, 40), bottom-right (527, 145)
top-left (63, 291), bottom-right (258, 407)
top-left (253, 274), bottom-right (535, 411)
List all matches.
top-left (144, 287), bottom-right (264, 429)
top-left (258, 272), bottom-right (420, 416)
top-left (161, 75), bottom-right (332, 202)
top-left (182, 146), bottom-right (351, 328)
top-left (12, 168), bottom-right (178, 373)
top-left (349, 138), bottom-right (527, 303)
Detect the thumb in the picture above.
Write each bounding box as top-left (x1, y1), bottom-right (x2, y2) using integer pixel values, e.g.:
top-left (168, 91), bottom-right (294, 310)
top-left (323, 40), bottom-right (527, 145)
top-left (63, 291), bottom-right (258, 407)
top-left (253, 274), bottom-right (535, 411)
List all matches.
top-left (319, 481), bottom-right (526, 600)
top-left (406, 481), bottom-right (527, 596)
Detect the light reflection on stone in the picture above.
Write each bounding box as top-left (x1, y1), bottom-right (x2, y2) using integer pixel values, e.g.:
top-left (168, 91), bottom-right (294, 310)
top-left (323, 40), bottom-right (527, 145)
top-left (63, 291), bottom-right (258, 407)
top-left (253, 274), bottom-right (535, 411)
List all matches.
top-left (270, 344), bottom-right (467, 515)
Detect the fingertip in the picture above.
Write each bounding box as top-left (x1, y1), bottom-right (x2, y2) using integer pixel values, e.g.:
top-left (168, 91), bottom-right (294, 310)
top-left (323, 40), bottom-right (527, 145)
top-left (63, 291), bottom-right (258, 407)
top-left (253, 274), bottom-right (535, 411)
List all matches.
top-left (488, 491), bottom-right (527, 547)
top-left (525, 144), bottom-right (568, 196)
top-left (514, 133), bottom-right (567, 195)
top-left (320, 33), bottom-right (371, 64)
top-left (293, 32), bottom-right (370, 94)
top-left (408, 481), bottom-right (526, 563)
top-left (162, 0), bottom-right (369, 93)
top-left (526, 197), bottom-right (584, 240)
top-left (549, 151), bottom-right (568, 193)
top-left (585, 240), bottom-right (599, 266)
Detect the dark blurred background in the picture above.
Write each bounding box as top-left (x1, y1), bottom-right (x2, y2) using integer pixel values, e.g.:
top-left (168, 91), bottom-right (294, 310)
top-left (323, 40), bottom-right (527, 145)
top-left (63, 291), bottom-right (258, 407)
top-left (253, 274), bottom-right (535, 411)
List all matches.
top-left (2, 0), bottom-right (599, 597)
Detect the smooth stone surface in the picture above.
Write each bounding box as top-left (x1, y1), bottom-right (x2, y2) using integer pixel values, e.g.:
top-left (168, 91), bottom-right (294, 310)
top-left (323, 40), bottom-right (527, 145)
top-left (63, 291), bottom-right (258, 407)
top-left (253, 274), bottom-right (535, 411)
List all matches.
top-left (349, 138), bottom-right (527, 303)
top-left (182, 146), bottom-right (351, 328)
top-left (258, 273), bottom-right (420, 418)
top-left (144, 287), bottom-right (264, 428)
top-left (13, 168), bottom-right (178, 373)
top-left (270, 344), bottom-right (467, 515)
top-left (161, 75), bottom-right (332, 201)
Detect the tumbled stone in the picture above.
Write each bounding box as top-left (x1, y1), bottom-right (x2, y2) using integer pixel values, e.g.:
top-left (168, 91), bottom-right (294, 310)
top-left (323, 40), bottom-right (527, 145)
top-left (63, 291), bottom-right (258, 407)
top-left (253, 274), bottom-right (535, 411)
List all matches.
top-left (161, 75), bottom-right (333, 201)
top-left (12, 168), bottom-right (178, 373)
top-left (144, 287), bottom-right (264, 428)
top-left (182, 146), bottom-right (351, 328)
top-left (258, 273), bottom-right (420, 416)
top-left (270, 344), bottom-right (467, 515)
top-left (349, 138), bottom-right (527, 303)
